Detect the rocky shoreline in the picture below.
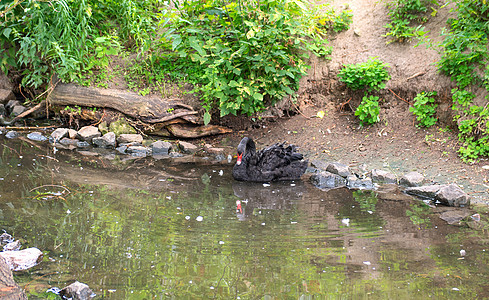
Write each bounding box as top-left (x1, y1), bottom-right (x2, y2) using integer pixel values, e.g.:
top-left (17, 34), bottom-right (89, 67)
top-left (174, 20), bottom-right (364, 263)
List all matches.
top-left (1, 125), bottom-right (474, 210)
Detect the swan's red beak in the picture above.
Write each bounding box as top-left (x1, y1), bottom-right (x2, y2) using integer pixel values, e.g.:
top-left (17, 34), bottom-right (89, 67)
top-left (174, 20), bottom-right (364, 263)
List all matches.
top-left (236, 153), bottom-right (243, 165)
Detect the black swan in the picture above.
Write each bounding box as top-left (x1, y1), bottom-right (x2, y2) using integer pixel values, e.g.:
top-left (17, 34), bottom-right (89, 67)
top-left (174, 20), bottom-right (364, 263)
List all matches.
top-left (232, 137), bottom-right (308, 182)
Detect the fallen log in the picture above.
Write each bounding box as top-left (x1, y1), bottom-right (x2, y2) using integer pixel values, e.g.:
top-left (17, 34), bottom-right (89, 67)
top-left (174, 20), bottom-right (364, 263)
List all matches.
top-left (47, 83), bottom-right (232, 138)
top-left (47, 83), bottom-right (198, 124)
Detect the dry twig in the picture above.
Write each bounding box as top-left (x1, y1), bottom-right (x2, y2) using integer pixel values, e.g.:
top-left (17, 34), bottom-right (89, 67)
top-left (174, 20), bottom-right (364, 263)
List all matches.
top-left (388, 88), bottom-right (413, 105)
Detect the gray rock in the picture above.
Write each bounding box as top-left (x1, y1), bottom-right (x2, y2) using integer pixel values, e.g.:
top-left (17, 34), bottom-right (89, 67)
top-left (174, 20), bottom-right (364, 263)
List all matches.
top-left (350, 163), bottom-right (370, 179)
top-left (179, 141), bottom-right (199, 154)
top-left (117, 133), bottom-right (143, 144)
top-left (76, 126), bottom-right (101, 142)
top-left (76, 141), bottom-right (91, 148)
top-left (0, 103), bottom-right (5, 116)
top-left (68, 129), bottom-right (78, 139)
top-left (5, 130), bottom-right (19, 139)
top-left (51, 128), bottom-right (69, 142)
top-left (27, 132), bottom-right (48, 142)
top-left (92, 132), bottom-right (116, 149)
top-left (400, 171), bottom-right (425, 187)
top-left (10, 105), bottom-right (26, 117)
top-left (0, 89), bottom-right (15, 104)
top-left (310, 171), bottom-right (347, 189)
top-left (347, 175), bottom-right (375, 190)
top-left (116, 145), bottom-right (128, 154)
top-left (310, 159), bottom-right (329, 171)
top-left (5, 99), bottom-right (20, 110)
top-left (0, 232), bottom-right (14, 245)
top-left (60, 281), bottom-right (95, 300)
top-left (439, 209), bottom-right (472, 225)
top-left (3, 240), bottom-right (21, 251)
top-left (326, 162), bottom-right (351, 178)
top-left (371, 169), bottom-right (397, 184)
top-left (0, 247), bottom-right (43, 271)
top-left (405, 184), bottom-right (447, 199)
top-left (60, 138), bottom-right (80, 146)
top-left (0, 127), bottom-right (5, 135)
top-left (214, 154), bottom-right (226, 161)
top-left (306, 166), bottom-right (321, 174)
top-left (151, 140), bottom-right (172, 155)
top-left (169, 152), bottom-right (184, 158)
top-left (127, 145), bottom-right (149, 157)
top-left (435, 184), bottom-right (470, 207)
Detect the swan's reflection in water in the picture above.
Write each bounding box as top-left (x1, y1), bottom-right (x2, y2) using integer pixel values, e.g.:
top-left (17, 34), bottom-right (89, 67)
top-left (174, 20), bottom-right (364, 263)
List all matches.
top-left (232, 180), bottom-right (306, 220)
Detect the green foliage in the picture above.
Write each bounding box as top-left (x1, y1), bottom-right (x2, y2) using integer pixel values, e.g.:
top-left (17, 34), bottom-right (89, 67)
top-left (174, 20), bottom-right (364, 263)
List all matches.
top-left (0, 0), bottom-right (159, 89)
top-left (406, 202), bottom-right (431, 228)
top-left (315, 5), bottom-right (353, 33)
top-left (352, 190), bottom-right (378, 212)
top-left (436, 0), bottom-right (489, 161)
top-left (384, 0), bottom-right (439, 43)
top-left (337, 57), bottom-right (390, 92)
top-left (409, 91), bottom-right (438, 127)
top-left (355, 95), bottom-right (381, 126)
top-left (451, 88), bottom-right (476, 113)
top-left (155, 0), bottom-right (351, 119)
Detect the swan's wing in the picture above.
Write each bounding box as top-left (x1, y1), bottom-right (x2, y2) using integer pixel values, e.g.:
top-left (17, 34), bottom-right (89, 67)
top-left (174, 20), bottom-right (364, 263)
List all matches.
top-left (255, 143), bottom-right (304, 171)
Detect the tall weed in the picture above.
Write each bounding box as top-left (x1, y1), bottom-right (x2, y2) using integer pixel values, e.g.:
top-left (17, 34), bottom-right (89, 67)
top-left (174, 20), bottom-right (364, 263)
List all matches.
top-left (438, 0), bottom-right (489, 161)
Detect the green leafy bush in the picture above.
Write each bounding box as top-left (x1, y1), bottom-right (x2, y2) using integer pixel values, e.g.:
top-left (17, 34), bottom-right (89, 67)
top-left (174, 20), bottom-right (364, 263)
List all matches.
top-left (0, 0), bottom-right (158, 89)
top-left (436, 0), bottom-right (489, 161)
top-left (409, 91), bottom-right (438, 127)
top-left (384, 0), bottom-right (438, 43)
top-left (316, 6), bottom-right (353, 33)
top-left (355, 95), bottom-right (381, 126)
top-left (156, 0), bottom-right (352, 122)
top-left (337, 58), bottom-right (390, 92)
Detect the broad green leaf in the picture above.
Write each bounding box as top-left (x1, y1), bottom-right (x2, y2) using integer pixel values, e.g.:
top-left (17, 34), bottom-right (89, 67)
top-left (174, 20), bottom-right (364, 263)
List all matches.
top-left (203, 111), bottom-right (211, 125)
top-left (228, 80), bottom-right (239, 87)
top-left (189, 37), bottom-right (206, 57)
top-left (94, 37), bottom-right (106, 43)
top-left (246, 30), bottom-right (255, 39)
top-left (172, 35), bottom-right (182, 51)
top-left (3, 28), bottom-right (11, 38)
top-left (253, 93), bottom-right (263, 101)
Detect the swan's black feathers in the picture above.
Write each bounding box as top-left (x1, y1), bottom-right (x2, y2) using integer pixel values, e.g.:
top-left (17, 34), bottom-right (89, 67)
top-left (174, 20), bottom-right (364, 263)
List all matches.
top-left (232, 137), bottom-right (308, 182)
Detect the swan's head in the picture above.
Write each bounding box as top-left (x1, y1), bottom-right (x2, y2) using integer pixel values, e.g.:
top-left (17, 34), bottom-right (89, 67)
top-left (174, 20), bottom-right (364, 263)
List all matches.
top-left (236, 152), bottom-right (243, 165)
top-left (236, 137), bottom-right (250, 166)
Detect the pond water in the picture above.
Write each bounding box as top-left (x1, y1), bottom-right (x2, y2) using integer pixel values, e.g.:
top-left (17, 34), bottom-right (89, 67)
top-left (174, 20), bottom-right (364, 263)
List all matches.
top-left (1, 136), bottom-right (489, 299)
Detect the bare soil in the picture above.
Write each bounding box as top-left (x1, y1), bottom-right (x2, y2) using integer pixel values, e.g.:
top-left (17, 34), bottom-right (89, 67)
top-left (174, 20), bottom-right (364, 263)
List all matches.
top-left (202, 0), bottom-right (489, 204)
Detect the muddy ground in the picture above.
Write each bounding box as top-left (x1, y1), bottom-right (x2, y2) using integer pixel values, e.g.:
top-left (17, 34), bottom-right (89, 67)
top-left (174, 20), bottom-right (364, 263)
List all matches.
top-left (200, 0), bottom-right (489, 205)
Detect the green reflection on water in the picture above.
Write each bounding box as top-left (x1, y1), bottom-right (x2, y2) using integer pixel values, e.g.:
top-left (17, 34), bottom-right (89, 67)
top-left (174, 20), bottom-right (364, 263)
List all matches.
top-left (0, 138), bottom-right (488, 299)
